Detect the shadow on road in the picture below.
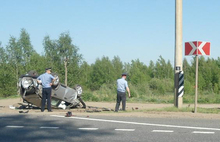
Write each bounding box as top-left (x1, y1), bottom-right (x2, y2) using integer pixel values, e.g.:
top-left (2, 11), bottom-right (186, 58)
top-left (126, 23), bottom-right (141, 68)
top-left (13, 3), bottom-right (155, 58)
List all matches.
top-left (0, 114), bottom-right (114, 142)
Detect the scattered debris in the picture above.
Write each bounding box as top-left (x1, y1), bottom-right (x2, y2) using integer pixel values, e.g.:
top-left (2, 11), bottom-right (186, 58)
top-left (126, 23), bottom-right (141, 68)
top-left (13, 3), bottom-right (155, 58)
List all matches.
top-left (19, 110), bottom-right (29, 113)
top-left (58, 101), bottom-right (66, 110)
top-left (87, 106), bottom-right (112, 112)
top-left (9, 105), bottom-right (15, 110)
top-left (88, 106), bottom-right (98, 109)
top-left (65, 111), bottom-right (72, 117)
top-left (86, 109), bottom-right (95, 113)
top-left (102, 108), bottom-right (111, 111)
top-left (94, 109), bottom-right (102, 112)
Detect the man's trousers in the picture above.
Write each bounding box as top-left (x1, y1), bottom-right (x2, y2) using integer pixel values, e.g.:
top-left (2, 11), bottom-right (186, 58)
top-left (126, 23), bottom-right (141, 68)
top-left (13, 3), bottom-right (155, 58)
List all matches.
top-left (115, 91), bottom-right (126, 111)
top-left (41, 88), bottom-right (52, 111)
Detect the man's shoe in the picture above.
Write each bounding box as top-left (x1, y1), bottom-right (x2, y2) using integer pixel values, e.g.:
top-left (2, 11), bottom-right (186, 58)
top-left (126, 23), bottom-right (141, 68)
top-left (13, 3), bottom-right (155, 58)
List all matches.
top-left (48, 110), bottom-right (53, 112)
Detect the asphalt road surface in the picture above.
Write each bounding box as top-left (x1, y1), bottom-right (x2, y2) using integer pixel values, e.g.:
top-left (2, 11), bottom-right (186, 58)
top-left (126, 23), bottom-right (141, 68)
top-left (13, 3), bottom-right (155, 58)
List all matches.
top-left (0, 114), bottom-right (220, 142)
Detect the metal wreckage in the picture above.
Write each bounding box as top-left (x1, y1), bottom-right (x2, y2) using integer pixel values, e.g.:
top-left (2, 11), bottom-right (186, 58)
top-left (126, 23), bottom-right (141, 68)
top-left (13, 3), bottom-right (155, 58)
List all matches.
top-left (17, 70), bottom-right (86, 110)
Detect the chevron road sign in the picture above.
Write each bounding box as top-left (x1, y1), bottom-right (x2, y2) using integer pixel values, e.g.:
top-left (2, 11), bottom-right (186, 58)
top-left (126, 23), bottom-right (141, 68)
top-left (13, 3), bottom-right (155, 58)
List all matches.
top-left (185, 41), bottom-right (210, 56)
top-left (185, 41), bottom-right (211, 113)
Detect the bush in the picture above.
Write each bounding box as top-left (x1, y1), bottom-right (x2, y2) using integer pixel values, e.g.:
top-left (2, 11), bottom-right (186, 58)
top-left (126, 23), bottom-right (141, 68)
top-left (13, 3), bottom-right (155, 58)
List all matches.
top-left (184, 80), bottom-right (194, 95)
top-left (135, 83), bottom-right (152, 96)
top-left (149, 78), bottom-right (173, 95)
top-left (91, 95), bottom-right (99, 102)
top-left (82, 92), bottom-right (94, 101)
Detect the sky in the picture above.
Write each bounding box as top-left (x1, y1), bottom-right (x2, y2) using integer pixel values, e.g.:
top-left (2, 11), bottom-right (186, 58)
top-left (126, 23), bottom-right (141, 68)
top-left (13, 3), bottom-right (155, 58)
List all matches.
top-left (0, 0), bottom-right (220, 65)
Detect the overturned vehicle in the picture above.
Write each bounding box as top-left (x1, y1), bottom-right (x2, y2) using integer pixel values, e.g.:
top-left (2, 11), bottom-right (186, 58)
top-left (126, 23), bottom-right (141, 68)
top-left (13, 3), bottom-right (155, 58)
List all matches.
top-left (17, 70), bottom-right (86, 110)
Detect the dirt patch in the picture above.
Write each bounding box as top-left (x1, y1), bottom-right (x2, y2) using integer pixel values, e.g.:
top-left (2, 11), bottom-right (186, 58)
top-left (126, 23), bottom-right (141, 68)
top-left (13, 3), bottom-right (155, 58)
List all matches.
top-left (1, 98), bottom-right (220, 119)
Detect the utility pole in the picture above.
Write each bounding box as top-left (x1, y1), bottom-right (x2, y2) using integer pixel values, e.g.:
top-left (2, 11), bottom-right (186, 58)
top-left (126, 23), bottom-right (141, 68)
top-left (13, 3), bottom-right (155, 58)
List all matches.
top-left (174, 0), bottom-right (183, 108)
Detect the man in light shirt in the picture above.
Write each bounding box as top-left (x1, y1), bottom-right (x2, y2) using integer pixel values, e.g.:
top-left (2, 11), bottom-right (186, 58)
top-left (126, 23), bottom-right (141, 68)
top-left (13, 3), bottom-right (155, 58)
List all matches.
top-left (115, 73), bottom-right (131, 112)
top-left (37, 67), bottom-right (55, 112)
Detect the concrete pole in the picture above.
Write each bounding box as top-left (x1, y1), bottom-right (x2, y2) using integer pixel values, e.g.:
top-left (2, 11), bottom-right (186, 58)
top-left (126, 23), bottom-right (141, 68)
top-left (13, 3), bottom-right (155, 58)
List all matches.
top-left (174, 0), bottom-right (183, 108)
top-left (194, 55), bottom-right (198, 113)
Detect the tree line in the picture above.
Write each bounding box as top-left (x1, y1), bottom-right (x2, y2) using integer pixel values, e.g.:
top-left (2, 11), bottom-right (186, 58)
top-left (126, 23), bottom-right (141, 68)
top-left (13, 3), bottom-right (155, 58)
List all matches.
top-left (1, 29), bottom-right (220, 103)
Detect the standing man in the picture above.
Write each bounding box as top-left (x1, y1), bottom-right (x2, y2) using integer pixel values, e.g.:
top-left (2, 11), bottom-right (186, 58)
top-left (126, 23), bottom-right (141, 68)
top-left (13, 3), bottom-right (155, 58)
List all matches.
top-left (37, 68), bottom-right (55, 112)
top-left (115, 73), bottom-right (131, 112)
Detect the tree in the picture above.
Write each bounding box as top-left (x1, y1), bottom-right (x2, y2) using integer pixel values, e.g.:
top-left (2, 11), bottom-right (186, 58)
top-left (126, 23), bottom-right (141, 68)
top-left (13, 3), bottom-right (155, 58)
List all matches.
top-left (43, 32), bottom-right (82, 85)
top-left (129, 59), bottom-right (149, 85)
top-left (148, 60), bottom-right (155, 78)
top-left (199, 57), bottom-right (212, 91)
top-left (18, 28), bottom-right (35, 71)
top-left (0, 42), bottom-right (6, 64)
top-left (90, 57), bottom-right (115, 90)
top-left (112, 56), bottom-right (123, 79)
top-left (78, 61), bottom-right (92, 89)
top-left (43, 35), bottom-right (59, 66)
top-left (29, 53), bottom-right (47, 73)
top-left (154, 56), bottom-right (173, 79)
top-left (0, 42), bottom-right (17, 96)
top-left (183, 58), bottom-right (192, 81)
top-left (5, 36), bottom-right (21, 80)
top-left (57, 32), bottom-right (82, 86)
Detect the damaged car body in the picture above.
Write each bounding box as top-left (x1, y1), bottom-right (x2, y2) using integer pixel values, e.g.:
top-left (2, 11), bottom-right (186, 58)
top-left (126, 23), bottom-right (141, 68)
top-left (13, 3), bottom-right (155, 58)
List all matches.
top-left (17, 70), bottom-right (86, 109)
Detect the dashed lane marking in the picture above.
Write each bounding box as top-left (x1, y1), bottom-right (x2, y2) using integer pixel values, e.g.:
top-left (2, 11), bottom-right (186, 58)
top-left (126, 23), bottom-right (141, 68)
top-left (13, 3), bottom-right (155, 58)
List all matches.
top-left (6, 126), bottom-right (24, 128)
top-left (40, 127), bottom-right (59, 129)
top-left (51, 115), bottom-right (220, 131)
top-left (115, 129), bottom-right (135, 131)
top-left (152, 130), bottom-right (174, 133)
top-left (78, 128), bottom-right (99, 130)
top-left (192, 131), bottom-right (215, 134)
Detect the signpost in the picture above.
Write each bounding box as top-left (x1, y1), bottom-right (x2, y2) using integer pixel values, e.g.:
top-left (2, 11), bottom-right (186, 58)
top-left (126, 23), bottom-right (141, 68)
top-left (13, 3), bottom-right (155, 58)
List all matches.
top-left (185, 41), bottom-right (210, 113)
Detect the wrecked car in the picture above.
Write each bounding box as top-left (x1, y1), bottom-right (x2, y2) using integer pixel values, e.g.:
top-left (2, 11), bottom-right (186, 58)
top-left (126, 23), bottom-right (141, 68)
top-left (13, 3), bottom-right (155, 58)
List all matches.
top-left (17, 70), bottom-right (86, 110)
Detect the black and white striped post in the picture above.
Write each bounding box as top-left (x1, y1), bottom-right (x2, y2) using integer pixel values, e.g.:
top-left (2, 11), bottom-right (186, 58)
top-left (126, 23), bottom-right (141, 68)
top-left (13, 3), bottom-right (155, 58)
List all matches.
top-left (178, 71), bottom-right (184, 98)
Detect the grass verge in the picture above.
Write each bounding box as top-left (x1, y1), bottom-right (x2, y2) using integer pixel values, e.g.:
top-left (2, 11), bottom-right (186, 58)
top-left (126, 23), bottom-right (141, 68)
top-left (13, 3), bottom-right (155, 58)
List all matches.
top-left (134, 107), bottom-right (220, 114)
top-left (0, 95), bottom-right (19, 100)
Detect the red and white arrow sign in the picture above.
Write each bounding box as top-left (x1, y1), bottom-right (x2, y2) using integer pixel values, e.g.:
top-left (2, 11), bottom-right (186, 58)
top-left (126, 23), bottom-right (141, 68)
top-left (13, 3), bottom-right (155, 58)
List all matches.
top-left (185, 41), bottom-right (210, 56)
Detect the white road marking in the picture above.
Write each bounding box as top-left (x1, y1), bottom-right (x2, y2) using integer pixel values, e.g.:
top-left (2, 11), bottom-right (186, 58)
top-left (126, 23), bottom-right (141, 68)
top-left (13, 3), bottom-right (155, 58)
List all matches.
top-left (40, 127), bottom-right (59, 129)
top-left (51, 115), bottom-right (220, 131)
top-left (6, 126), bottom-right (24, 128)
top-left (115, 129), bottom-right (135, 131)
top-left (78, 128), bottom-right (98, 130)
top-left (192, 131), bottom-right (215, 134)
top-left (152, 130), bottom-right (174, 133)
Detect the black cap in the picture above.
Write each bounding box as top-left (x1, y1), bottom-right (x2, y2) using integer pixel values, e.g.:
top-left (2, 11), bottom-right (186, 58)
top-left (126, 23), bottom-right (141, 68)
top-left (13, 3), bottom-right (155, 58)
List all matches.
top-left (122, 73), bottom-right (127, 76)
top-left (45, 67), bottom-right (52, 71)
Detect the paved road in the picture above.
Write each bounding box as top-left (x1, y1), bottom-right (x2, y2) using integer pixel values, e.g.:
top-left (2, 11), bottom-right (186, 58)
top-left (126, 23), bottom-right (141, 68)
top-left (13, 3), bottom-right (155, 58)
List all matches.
top-left (0, 114), bottom-right (220, 142)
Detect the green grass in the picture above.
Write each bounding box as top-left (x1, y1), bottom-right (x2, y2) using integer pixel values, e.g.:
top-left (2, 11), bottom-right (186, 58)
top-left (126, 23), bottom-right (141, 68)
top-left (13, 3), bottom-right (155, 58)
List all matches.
top-left (0, 95), bottom-right (19, 100)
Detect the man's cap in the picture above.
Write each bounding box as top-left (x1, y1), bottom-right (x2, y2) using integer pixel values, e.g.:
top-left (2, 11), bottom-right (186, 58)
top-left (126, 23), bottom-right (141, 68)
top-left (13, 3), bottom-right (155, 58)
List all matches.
top-left (45, 67), bottom-right (52, 71)
top-left (122, 73), bottom-right (127, 76)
